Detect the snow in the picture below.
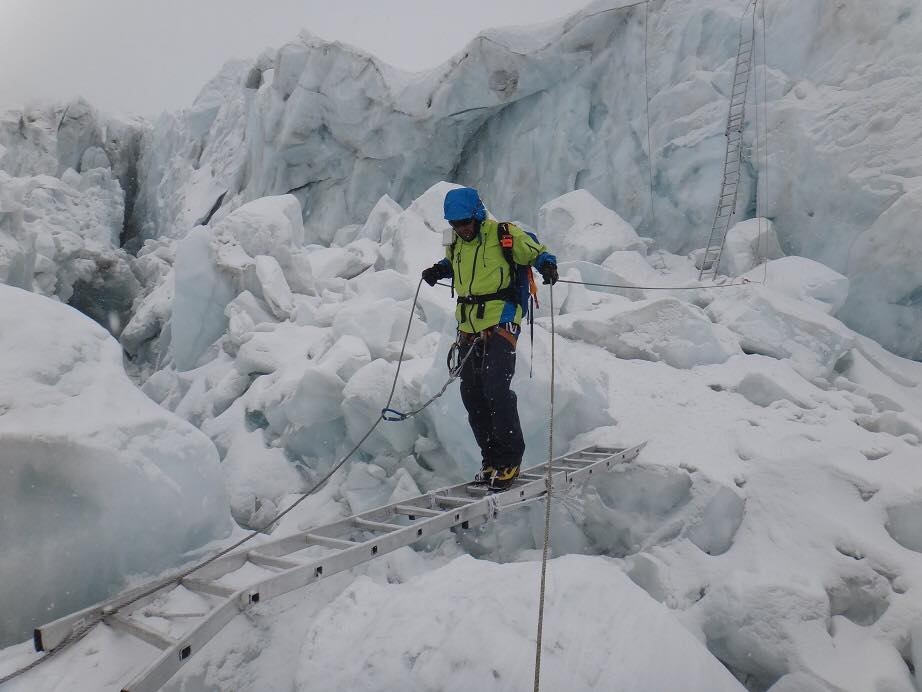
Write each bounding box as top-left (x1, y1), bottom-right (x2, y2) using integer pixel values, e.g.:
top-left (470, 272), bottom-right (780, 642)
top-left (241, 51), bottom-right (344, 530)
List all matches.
top-left (537, 189), bottom-right (646, 263)
top-left (5, 177), bottom-right (921, 690)
top-left (293, 555), bottom-right (745, 692)
top-left (553, 297), bottom-right (742, 369)
top-left (741, 256), bottom-right (850, 315)
top-left (3, 1), bottom-right (922, 690)
top-left (706, 284), bottom-right (855, 380)
top-left (719, 218), bottom-right (784, 277)
top-left (0, 285), bottom-right (231, 646)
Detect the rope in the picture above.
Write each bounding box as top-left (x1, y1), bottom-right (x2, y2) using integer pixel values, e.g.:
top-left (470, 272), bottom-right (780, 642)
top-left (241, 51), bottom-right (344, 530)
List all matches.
top-left (643, 1), bottom-right (657, 236)
top-left (533, 283), bottom-right (556, 692)
top-left (3, 278), bottom-right (449, 685)
top-left (759, 0), bottom-right (770, 286)
top-left (381, 283), bottom-right (482, 420)
top-left (556, 277), bottom-right (758, 290)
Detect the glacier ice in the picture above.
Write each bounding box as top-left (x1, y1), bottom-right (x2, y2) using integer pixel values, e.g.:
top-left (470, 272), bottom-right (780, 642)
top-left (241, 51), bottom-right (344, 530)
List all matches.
top-left (537, 189), bottom-right (646, 263)
top-left (4, 1), bottom-right (922, 687)
top-left (5, 0), bottom-right (922, 355)
top-left (706, 284), bottom-right (855, 380)
top-left (718, 218), bottom-right (784, 277)
top-left (0, 285), bottom-right (230, 646)
top-left (553, 297), bottom-right (742, 369)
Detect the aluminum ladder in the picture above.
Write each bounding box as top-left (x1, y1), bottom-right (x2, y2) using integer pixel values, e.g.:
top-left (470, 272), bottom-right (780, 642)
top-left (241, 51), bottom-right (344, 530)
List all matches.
top-left (698, 0), bottom-right (758, 280)
top-left (34, 443), bottom-right (645, 692)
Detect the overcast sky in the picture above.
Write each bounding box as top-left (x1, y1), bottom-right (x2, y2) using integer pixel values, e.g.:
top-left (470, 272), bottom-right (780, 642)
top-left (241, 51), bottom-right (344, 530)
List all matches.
top-left (0, 0), bottom-right (593, 117)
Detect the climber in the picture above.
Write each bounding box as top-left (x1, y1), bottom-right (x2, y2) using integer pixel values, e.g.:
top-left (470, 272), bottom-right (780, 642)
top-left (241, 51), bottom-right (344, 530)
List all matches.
top-left (421, 187), bottom-right (558, 490)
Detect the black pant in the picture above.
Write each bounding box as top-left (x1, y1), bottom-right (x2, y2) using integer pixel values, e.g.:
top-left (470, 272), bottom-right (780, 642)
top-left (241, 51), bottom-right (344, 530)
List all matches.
top-left (458, 327), bottom-right (526, 469)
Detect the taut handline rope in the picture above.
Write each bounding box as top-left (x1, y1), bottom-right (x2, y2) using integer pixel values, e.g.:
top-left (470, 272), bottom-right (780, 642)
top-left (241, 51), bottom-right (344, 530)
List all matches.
top-left (533, 283), bottom-right (556, 692)
top-left (556, 277), bottom-right (757, 290)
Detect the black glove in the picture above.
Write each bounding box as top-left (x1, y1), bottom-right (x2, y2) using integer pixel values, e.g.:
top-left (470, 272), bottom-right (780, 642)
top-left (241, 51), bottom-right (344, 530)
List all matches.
top-left (422, 262), bottom-right (449, 286)
top-left (539, 261), bottom-right (558, 286)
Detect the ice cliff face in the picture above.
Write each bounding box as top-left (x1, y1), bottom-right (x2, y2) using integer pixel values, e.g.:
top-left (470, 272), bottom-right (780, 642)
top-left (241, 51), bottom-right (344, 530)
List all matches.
top-left (0, 101), bottom-right (145, 330)
top-left (1, 1), bottom-right (921, 356)
top-left (117, 0), bottom-right (921, 358)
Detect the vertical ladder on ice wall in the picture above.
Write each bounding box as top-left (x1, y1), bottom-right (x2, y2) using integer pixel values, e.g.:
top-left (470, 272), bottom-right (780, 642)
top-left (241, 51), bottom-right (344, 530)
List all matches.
top-left (32, 444), bottom-right (645, 692)
top-left (698, 0), bottom-right (758, 280)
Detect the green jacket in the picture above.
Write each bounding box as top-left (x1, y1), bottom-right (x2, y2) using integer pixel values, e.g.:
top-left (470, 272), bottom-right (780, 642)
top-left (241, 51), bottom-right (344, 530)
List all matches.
top-left (444, 220), bottom-right (549, 333)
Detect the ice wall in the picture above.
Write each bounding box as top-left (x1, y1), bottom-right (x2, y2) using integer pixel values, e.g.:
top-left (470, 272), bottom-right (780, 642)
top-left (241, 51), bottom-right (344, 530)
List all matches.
top-left (0, 285), bottom-right (232, 646)
top-left (121, 0), bottom-right (922, 358)
top-left (0, 102), bottom-right (147, 331)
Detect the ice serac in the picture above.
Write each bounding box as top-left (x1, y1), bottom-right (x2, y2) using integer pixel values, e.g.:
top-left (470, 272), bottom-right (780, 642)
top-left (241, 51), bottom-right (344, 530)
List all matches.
top-left (0, 102), bottom-right (147, 330)
top-left (0, 285), bottom-right (231, 646)
top-left (706, 284), bottom-right (855, 380)
top-left (122, 0), bottom-right (922, 357)
top-left (553, 297), bottom-right (742, 369)
top-left (538, 189), bottom-right (645, 263)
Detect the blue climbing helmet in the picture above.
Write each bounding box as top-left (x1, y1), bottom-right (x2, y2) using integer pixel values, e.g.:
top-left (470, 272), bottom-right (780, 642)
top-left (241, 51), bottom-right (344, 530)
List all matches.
top-left (444, 187), bottom-right (486, 222)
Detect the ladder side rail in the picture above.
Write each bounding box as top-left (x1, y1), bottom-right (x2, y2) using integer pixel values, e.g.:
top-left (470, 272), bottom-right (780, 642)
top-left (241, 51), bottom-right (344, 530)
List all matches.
top-left (121, 498), bottom-right (494, 692)
top-left (234, 498), bottom-right (495, 607)
top-left (704, 144), bottom-right (745, 278)
top-left (120, 597), bottom-right (243, 692)
top-left (699, 1), bottom-right (757, 280)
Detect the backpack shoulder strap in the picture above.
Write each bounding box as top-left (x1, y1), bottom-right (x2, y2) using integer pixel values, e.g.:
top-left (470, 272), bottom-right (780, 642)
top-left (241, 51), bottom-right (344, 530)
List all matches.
top-left (497, 222), bottom-right (515, 269)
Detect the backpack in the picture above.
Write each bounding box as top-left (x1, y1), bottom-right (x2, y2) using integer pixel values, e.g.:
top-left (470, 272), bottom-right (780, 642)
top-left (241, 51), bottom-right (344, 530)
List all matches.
top-left (496, 222), bottom-right (540, 328)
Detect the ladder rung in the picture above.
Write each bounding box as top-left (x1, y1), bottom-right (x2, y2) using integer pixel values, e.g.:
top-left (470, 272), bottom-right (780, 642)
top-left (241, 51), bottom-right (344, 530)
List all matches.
top-left (107, 614), bottom-right (177, 651)
top-left (181, 578), bottom-right (237, 599)
top-left (247, 552), bottom-right (303, 571)
top-left (353, 518), bottom-right (405, 532)
top-left (432, 495), bottom-right (475, 507)
top-left (305, 533), bottom-right (356, 549)
top-left (394, 504), bottom-right (442, 518)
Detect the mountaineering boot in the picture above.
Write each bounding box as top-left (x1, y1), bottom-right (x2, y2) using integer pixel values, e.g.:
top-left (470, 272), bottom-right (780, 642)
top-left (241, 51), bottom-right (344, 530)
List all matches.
top-left (472, 465), bottom-right (496, 485)
top-left (488, 464), bottom-right (520, 490)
